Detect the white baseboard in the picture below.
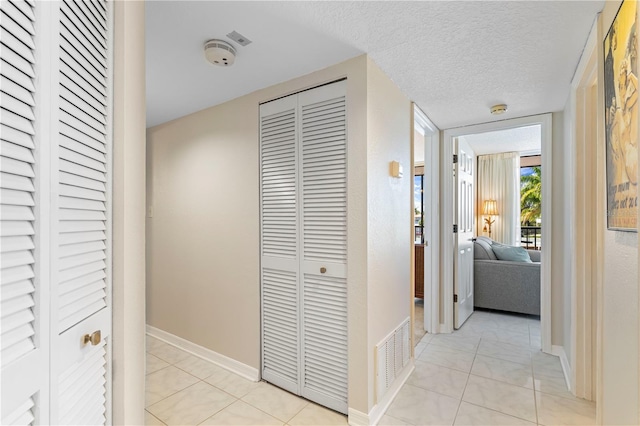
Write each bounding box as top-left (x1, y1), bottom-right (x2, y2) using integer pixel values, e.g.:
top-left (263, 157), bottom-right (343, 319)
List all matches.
top-left (551, 344), bottom-right (572, 392)
top-left (348, 360), bottom-right (414, 426)
top-left (347, 408), bottom-right (370, 426)
top-left (146, 325), bottom-right (260, 381)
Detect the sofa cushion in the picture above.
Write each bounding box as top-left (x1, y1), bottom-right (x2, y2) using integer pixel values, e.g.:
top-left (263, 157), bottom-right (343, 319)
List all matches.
top-left (491, 244), bottom-right (533, 263)
top-left (474, 238), bottom-right (497, 260)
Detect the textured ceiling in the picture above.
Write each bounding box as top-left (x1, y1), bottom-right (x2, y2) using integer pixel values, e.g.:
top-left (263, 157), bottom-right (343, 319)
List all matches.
top-left (460, 125), bottom-right (541, 156)
top-left (146, 1), bottom-right (603, 129)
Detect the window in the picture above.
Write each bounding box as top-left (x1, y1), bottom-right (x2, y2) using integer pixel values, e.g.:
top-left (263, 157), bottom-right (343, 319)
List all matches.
top-left (415, 174), bottom-right (424, 243)
top-left (520, 163), bottom-right (541, 249)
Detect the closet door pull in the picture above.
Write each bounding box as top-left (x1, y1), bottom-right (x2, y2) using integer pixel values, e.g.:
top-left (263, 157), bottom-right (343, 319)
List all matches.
top-left (320, 267), bottom-right (327, 274)
top-left (82, 330), bottom-right (102, 346)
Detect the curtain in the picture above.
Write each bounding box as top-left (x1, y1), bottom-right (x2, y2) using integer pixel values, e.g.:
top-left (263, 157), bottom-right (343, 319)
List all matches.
top-left (477, 152), bottom-right (521, 245)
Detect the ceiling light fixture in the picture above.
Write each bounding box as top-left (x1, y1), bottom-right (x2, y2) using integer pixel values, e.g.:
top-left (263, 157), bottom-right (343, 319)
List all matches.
top-left (490, 104), bottom-right (508, 115)
top-left (204, 39), bottom-right (236, 67)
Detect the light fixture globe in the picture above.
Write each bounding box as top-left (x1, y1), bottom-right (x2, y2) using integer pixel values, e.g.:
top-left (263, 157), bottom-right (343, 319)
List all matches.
top-left (490, 104), bottom-right (508, 115)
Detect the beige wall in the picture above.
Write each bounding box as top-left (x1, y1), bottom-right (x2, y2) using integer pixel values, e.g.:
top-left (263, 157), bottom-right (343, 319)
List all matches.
top-left (146, 54), bottom-right (369, 372)
top-left (598, 3), bottom-right (639, 423)
top-left (112, 1), bottom-right (146, 424)
top-left (365, 59), bottom-right (413, 407)
top-left (148, 55), bottom-right (417, 414)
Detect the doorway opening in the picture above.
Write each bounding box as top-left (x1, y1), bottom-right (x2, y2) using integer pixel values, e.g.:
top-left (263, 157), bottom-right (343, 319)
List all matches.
top-left (440, 114), bottom-right (552, 353)
top-left (411, 104), bottom-right (440, 350)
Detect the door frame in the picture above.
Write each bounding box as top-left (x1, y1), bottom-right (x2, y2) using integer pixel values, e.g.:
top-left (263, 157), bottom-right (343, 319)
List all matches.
top-left (441, 114), bottom-right (553, 354)
top-left (411, 105), bottom-right (440, 336)
top-left (569, 17), bottom-right (602, 405)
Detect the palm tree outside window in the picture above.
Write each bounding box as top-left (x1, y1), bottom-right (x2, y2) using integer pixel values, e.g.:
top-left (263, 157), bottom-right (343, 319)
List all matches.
top-left (521, 165), bottom-right (541, 249)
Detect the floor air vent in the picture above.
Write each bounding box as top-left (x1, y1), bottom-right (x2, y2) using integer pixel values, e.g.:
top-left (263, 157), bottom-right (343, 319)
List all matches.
top-left (376, 318), bottom-right (410, 401)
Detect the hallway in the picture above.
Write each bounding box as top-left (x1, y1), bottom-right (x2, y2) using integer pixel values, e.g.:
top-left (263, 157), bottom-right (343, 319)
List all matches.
top-left (145, 311), bottom-right (596, 425)
top-left (382, 311), bottom-right (596, 425)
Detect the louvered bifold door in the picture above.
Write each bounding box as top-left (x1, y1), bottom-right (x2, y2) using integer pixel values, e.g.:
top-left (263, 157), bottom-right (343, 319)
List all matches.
top-left (51, 0), bottom-right (112, 424)
top-left (0, 0), bottom-right (48, 424)
top-left (259, 95), bottom-right (300, 395)
top-left (298, 81), bottom-right (348, 414)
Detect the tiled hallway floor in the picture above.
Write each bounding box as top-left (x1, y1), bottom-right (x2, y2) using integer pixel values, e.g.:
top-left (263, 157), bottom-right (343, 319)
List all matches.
top-left (145, 335), bottom-right (348, 425)
top-left (381, 310), bottom-right (596, 425)
top-left (145, 310), bottom-right (596, 426)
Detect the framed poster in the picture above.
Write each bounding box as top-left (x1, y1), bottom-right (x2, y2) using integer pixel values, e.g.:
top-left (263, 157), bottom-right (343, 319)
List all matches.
top-left (604, 0), bottom-right (638, 231)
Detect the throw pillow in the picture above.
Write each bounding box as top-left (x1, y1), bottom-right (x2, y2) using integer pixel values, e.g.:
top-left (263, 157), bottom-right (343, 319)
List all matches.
top-left (491, 244), bottom-right (532, 263)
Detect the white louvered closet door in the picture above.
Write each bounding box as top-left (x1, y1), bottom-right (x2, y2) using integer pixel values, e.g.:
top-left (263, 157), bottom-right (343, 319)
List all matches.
top-left (259, 80), bottom-right (347, 414)
top-left (51, 0), bottom-right (112, 424)
top-left (259, 95), bottom-right (300, 395)
top-left (0, 1), bottom-right (48, 424)
top-left (1, 0), bottom-right (112, 424)
top-left (298, 81), bottom-right (347, 414)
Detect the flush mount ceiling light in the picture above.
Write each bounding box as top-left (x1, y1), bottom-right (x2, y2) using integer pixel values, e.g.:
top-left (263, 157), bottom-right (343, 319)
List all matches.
top-left (204, 39), bottom-right (236, 67)
top-left (490, 104), bottom-right (508, 115)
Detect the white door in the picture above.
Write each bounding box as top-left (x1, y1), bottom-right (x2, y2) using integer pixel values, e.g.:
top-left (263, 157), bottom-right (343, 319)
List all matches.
top-left (50, 1), bottom-right (112, 423)
top-left (259, 81), bottom-right (348, 414)
top-left (454, 138), bottom-right (475, 329)
top-left (1, 1), bottom-right (49, 423)
top-left (1, 1), bottom-right (113, 424)
top-left (298, 82), bottom-right (347, 414)
top-left (259, 94), bottom-right (300, 395)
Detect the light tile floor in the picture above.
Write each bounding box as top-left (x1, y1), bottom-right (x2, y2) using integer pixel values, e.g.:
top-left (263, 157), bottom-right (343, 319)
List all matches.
top-left (145, 335), bottom-right (348, 425)
top-left (145, 310), bottom-right (596, 426)
top-left (382, 310), bottom-right (596, 426)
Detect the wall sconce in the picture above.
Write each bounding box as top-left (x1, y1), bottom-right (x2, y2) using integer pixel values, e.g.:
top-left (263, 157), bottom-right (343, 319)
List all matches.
top-left (389, 161), bottom-right (403, 178)
top-left (483, 199), bottom-right (498, 238)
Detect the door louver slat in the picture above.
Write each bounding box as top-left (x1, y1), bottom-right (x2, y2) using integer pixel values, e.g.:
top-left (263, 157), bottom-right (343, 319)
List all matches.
top-left (58, 340), bottom-right (107, 425)
top-left (261, 109), bottom-right (297, 259)
top-left (57, 0), bottom-right (108, 337)
top-left (261, 268), bottom-right (298, 385)
top-left (302, 273), bottom-right (348, 410)
top-left (0, 0), bottom-right (37, 370)
top-left (301, 96), bottom-right (346, 264)
top-left (1, 396), bottom-right (35, 426)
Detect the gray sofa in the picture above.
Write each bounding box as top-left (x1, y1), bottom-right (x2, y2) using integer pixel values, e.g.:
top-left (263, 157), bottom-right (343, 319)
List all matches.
top-left (473, 236), bottom-right (541, 316)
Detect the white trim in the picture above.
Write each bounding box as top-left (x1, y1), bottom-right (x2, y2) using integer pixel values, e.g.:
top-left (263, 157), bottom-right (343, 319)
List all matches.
top-left (569, 16), bottom-right (599, 403)
top-left (347, 361), bottom-right (415, 426)
top-left (442, 114), bottom-right (553, 342)
top-left (441, 128), bottom-right (455, 334)
top-left (413, 104), bottom-right (441, 335)
top-left (540, 114), bottom-right (553, 354)
top-left (105, 2), bottom-right (115, 423)
top-left (346, 408), bottom-right (370, 426)
top-left (552, 345), bottom-right (573, 393)
top-left (146, 325), bottom-right (260, 381)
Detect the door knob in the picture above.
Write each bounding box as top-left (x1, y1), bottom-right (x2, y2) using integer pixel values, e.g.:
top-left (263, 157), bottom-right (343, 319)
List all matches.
top-left (320, 267), bottom-right (327, 274)
top-left (82, 330), bottom-right (101, 346)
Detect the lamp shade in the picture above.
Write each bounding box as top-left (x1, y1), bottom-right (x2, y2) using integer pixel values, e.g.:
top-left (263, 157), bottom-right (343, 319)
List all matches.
top-left (483, 199), bottom-right (498, 216)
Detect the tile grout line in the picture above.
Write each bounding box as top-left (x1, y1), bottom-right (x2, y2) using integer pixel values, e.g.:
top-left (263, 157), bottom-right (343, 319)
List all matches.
top-left (238, 382), bottom-right (315, 424)
top-left (145, 408), bottom-right (167, 425)
top-left (146, 379), bottom-right (205, 415)
top-left (461, 400), bottom-right (538, 425)
top-left (530, 349), bottom-right (540, 425)
top-left (451, 336), bottom-right (481, 425)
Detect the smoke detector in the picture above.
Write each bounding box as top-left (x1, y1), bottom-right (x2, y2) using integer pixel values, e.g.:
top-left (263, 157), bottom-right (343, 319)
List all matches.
top-left (204, 39), bottom-right (236, 67)
top-left (490, 104), bottom-right (508, 115)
